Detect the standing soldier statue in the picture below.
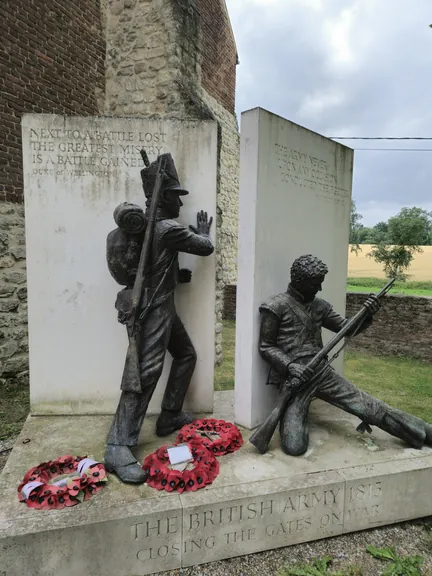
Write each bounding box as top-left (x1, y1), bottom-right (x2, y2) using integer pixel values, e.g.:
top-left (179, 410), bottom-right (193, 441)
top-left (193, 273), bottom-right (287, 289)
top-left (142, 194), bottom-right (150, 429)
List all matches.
top-left (105, 152), bottom-right (214, 483)
top-left (251, 254), bottom-right (432, 456)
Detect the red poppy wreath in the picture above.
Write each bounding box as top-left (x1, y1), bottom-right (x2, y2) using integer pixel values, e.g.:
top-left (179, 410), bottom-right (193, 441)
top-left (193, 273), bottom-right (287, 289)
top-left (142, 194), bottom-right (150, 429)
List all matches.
top-left (18, 456), bottom-right (107, 510)
top-left (176, 418), bottom-right (243, 456)
top-left (142, 439), bottom-right (219, 493)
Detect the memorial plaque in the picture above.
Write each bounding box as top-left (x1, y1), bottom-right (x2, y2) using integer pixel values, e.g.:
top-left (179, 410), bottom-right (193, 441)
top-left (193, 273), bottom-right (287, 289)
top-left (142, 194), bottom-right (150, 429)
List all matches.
top-left (180, 472), bottom-right (345, 566)
top-left (21, 114), bottom-right (217, 415)
top-left (235, 108), bottom-right (353, 429)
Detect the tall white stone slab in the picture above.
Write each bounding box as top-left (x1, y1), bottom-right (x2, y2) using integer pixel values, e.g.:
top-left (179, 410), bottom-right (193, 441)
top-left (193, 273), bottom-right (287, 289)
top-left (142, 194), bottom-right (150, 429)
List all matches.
top-left (235, 108), bottom-right (353, 429)
top-left (22, 114), bottom-right (217, 415)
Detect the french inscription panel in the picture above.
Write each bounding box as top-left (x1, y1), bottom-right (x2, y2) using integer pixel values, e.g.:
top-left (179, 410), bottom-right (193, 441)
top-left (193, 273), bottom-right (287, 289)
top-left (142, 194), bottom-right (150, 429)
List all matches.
top-left (181, 481), bottom-right (345, 566)
top-left (273, 143), bottom-right (350, 206)
top-left (28, 125), bottom-right (168, 180)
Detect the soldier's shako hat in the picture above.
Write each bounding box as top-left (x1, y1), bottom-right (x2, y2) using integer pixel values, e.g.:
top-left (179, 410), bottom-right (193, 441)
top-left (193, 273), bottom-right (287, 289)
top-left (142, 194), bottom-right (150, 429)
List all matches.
top-left (141, 152), bottom-right (189, 199)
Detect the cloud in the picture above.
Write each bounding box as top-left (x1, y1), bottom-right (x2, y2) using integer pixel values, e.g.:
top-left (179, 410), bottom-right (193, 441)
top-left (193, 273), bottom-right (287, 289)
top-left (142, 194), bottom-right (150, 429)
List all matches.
top-left (226, 0), bottom-right (432, 226)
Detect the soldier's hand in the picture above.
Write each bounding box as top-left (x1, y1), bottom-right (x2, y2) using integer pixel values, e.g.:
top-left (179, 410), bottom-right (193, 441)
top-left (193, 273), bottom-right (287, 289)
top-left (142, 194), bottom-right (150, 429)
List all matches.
top-left (117, 311), bottom-right (131, 325)
top-left (189, 210), bottom-right (213, 236)
top-left (179, 268), bottom-right (192, 283)
top-left (287, 363), bottom-right (314, 384)
top-left (364, 294), bottom-right (380, 316)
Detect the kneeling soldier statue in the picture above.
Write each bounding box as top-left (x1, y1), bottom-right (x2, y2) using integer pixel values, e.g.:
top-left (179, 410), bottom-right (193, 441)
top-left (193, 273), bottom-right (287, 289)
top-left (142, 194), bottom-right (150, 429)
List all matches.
top-left (105, 152), bottom-right (214, 483)
top-left (253, 254), bottom-right (432, 456)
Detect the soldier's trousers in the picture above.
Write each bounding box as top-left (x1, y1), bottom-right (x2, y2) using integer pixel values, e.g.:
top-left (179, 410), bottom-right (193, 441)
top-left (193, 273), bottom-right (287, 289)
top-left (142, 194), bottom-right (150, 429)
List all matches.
top-left (280, 365), bottom-right (431, 456)
top-left (107, 300), bottom-right (196, 447)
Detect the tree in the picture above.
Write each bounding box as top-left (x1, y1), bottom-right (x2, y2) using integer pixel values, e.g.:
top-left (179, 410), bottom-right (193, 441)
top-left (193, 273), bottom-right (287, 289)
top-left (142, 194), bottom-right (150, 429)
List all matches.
top-left (367, 206), bottom-right (432, 280)
top-left (349, 200), bottom-right (364, 253)
top-left (370, 221), bottom-right (388, 244)
top-left (388, 207), bottom-right (432, 246)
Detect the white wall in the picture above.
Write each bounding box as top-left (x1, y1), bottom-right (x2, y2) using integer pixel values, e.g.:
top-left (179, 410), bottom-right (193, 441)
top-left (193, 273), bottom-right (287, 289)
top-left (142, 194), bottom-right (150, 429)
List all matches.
top-left (235, 108), bottom-right (353, 430)
top-left (22, 115), bottom-right (217, 415)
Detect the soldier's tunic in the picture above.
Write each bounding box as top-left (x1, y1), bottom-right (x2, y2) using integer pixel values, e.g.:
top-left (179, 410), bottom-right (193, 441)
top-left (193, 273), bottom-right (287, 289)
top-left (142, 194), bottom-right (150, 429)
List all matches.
top-left (259, 285), bottom-right (430, 455)
top-left (107, 215), bottom-right (213, 447)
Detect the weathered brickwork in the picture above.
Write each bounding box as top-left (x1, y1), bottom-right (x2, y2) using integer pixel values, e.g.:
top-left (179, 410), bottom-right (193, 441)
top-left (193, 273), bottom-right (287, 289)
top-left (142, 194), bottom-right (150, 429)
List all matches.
top-left (223, 286), bottom-right (432, 363)
top-left (1, 0), bottom-right (106, 381)
top-left (197, 0), bottom-right (237, 114)
top-left (105, 0), bottom-right (239, 363)
top-left (0, 0), bottom-right (106, 203)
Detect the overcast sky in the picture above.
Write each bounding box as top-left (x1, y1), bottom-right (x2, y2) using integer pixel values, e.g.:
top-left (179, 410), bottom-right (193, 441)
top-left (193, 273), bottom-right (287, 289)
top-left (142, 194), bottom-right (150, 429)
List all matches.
top-left (225, 0), bottom-right (432, 226)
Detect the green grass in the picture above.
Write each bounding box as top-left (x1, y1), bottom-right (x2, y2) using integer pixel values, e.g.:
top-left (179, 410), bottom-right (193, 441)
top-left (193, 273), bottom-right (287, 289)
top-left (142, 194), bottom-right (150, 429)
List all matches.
top-left (0, 319), bottom-right (430, 441)
top-left (347, 277), bottom-right (432, 297)
top-left (215, 320), bottom-right (432, 421)
top-left (345, 352), bottom-right (432, 421)
top-left (215, 319), bottom-right (236, 391)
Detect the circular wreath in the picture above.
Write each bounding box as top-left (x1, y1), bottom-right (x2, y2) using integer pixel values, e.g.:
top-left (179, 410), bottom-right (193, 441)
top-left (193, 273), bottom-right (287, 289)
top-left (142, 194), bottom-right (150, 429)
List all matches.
top-left (176, 418), bottom-right (243, 456)
top-left (17, 456), bottom-right (107, 510)
top-left (142, 439), bottom-right (219, 493)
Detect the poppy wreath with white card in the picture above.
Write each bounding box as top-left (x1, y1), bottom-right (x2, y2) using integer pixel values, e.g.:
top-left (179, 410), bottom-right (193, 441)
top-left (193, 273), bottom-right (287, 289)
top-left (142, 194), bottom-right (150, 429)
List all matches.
top-left (176, 419), bottom-right (243, 456)
top-left (142, 439), bottom-right (219, 493)
top-left (17, 456), bottom-right (107, 510)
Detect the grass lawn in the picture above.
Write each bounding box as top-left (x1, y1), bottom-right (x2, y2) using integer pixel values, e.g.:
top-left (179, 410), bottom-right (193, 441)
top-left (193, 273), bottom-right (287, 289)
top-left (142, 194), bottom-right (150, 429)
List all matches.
top-left (215, 320), bottom-right (432, 421)
top-left (0, 320), bottom-right (431, 441)
top-left (347, 277), bottom-right (432, 297)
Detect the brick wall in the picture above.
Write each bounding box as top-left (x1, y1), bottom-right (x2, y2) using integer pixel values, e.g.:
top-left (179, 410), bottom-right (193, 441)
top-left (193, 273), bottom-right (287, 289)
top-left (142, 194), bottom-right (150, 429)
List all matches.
top-left (0, 0), bottom-right (106, 382)
top-left (1, 0), bottom-right (106, 203)
top-left (196, 0), bottom-right (237, 114)
top-left (223, 285), bottom-right (432, 362)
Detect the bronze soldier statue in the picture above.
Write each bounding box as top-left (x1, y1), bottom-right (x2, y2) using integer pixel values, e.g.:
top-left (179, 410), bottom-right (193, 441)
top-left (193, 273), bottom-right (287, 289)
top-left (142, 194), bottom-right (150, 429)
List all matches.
top-left (257, 254), bottom-right (432, 456)
top-left (105, 153), bottom-right (214, 483)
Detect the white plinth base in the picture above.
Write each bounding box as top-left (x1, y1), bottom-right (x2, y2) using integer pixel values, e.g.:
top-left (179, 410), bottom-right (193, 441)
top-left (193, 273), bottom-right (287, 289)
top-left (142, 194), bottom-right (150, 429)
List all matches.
top-left (1, 392), bottom-right (432, 575)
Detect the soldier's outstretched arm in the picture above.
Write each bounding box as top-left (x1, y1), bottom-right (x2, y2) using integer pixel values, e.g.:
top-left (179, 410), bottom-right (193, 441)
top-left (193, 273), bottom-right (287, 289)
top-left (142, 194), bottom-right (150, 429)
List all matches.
top-left (322, 295), bottom-right (380, 335)
top-left (161, 212), bottom-right (214, 256)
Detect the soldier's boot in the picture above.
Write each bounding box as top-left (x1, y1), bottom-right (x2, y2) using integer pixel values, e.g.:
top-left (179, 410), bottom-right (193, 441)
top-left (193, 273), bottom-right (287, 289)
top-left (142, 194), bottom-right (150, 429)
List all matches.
top-left (104, 445), bottom-right (147, 484)
top-left (424, 423), bottom-right (432, 447)
top-left (155, 409), bottom-right (195, 437)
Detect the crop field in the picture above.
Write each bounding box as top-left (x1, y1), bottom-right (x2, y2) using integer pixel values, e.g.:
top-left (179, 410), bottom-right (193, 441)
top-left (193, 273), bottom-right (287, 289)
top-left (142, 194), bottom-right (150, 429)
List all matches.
top-left (348, 244), bottom-right (432, 280)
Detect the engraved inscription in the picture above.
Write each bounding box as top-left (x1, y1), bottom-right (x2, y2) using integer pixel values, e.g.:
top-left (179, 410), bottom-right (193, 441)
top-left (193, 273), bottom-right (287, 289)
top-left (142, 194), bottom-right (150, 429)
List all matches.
top-left (28, 127), bottom-right (167, 178)
top-left (131, 514), bottom-right (180, 566)
top-left (346, 481), bottom-right (383, 523)
top-left (273, 143), bottom-right (349, 205)
top-left (183, 487), bottom-right (344, 560)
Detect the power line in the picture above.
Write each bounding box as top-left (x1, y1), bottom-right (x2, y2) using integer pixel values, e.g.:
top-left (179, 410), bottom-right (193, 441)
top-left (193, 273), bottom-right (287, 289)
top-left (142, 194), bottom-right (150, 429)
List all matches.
top-left (353, 148), bottom-right (432, 151)
top-left (331, 136), bottom-right (432, 140)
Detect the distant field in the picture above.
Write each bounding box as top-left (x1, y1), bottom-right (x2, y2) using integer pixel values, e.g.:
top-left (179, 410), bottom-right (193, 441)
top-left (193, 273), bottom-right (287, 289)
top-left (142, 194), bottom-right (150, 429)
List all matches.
top-left (348, 244), bottom-right (432, 281)
top-left (347, 277), bottom-right (432, 297)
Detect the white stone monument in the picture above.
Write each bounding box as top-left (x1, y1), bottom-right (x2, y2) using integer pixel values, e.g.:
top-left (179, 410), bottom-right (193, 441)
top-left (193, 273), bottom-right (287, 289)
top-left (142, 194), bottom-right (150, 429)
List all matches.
top-left (21, 114), bottom-right (217, 415)
top-left (235, 108), bottom-right (354, 429)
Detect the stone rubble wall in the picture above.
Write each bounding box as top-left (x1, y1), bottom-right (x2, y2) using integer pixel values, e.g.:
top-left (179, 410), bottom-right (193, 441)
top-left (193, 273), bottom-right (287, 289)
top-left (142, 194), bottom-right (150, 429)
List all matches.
top-left (0, 204), bottom-right (28, 382)
top-left (345, 292), bottom-right (432, 362)
top-left (200, 92), bottom-right (239, 360)
top-left (105, 0), bottom-right (239, 364)
top-left (223, 285), bottom-right (432, 363)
